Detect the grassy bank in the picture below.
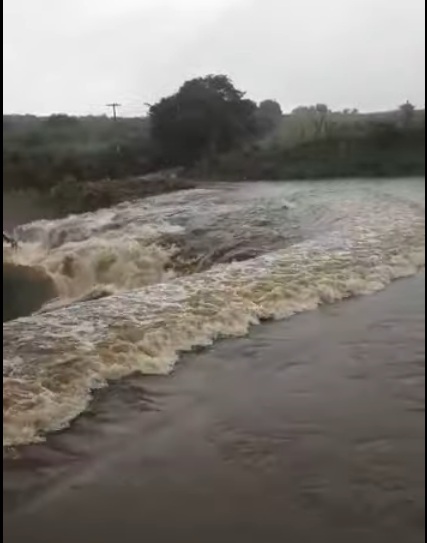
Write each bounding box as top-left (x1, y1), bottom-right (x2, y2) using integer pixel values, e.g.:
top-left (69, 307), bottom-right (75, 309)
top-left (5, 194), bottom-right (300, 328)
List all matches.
top-left (193, 126), bottom-right (425, 181)
top-left (3, 176), bottom-right (196, 225)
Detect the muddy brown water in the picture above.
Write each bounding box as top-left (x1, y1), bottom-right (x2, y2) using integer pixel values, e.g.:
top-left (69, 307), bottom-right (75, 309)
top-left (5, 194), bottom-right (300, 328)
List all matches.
top-left (3, 179), bottom-right (425, 542)
top-left (3, 274), bottom-right (425, 543)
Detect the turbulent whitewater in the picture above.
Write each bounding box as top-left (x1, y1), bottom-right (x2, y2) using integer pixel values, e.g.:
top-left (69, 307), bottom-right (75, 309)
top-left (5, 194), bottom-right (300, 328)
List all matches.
top-left (3, 179), bottom-right (425, 447)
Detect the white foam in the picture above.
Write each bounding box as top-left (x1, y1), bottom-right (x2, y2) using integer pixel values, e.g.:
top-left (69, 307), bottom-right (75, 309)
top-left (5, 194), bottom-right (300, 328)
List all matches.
top-left (3, 182), bottom-right (425, 447)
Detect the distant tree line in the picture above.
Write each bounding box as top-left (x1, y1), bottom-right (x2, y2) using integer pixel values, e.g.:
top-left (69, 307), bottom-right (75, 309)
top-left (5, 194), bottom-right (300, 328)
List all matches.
top-left (3, 74), bottom-right (424, 198)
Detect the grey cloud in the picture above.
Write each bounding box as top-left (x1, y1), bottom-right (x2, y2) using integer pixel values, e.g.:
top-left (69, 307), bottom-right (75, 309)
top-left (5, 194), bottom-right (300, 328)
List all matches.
top-left (3, 0), bottom-right (425, 115)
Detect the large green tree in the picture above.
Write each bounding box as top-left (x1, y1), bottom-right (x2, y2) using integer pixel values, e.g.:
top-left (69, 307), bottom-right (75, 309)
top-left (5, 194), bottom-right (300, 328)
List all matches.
top-left (149, 75), bottom-right (258, 166)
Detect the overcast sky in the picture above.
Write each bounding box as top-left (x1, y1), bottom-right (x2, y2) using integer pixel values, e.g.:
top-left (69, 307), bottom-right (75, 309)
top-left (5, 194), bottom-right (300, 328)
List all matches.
top-left (3, 0), bottom-right (425, 116)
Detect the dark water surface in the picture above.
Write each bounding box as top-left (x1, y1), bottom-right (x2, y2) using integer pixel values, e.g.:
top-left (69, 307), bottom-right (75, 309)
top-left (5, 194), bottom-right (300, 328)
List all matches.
top-left (4, 274), bottom-right (425, 543)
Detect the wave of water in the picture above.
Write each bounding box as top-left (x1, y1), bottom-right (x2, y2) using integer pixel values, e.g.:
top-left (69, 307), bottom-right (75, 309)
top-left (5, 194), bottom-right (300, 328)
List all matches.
top-left (3, 180), bottom-right (425, 446)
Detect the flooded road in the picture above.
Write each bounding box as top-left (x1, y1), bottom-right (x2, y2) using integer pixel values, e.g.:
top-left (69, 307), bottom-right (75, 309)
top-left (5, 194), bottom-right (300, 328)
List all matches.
top-left (3, 273), bottom-right (425, 543)
top-left (3, 178), bottom-right (425, 542)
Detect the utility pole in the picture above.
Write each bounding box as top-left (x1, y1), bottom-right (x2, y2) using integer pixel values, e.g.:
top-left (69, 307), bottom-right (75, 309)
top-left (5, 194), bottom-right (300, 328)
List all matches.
top-left (106, 102), bottom-right (121, 120)
top-left (106, 103), bottom-right (122, 174)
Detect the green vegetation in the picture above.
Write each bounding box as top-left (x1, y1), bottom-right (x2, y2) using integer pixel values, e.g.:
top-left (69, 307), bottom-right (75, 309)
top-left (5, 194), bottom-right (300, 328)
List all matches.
top-left (150, 75), bottom-right (260, 166)
top-left (3, 114), bottom-right (153, 192)
top-left (3, 75), bottom-right (425, 215)
top-left (195, 111), bottom-right (425, 180)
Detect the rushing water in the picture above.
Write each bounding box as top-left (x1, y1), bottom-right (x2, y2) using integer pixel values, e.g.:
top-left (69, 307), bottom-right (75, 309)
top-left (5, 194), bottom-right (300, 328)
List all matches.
top-left (3, 179), bottom-right (425, 447)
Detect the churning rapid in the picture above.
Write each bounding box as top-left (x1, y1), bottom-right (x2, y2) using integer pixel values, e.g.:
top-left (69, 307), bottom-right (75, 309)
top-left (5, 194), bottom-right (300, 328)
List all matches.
top-left (3, 179), bottom-right (425, 447)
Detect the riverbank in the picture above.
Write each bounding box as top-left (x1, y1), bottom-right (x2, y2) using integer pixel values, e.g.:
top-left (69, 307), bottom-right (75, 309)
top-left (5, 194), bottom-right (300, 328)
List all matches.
top-left (3, 176), bottom-right (196, 227)
top-left (4, 274), bottom-right (425, 543)
top-left (192, 128), bottom-right (425, 181)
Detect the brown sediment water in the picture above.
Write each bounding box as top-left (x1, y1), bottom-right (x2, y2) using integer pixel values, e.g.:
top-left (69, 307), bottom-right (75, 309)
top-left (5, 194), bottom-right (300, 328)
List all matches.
top-left (2, 178), bottom-right (425, 542)
top-left (3, 273), bottom-right (425, 543)
top-left (3, 262), bottom-right (58, 322)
